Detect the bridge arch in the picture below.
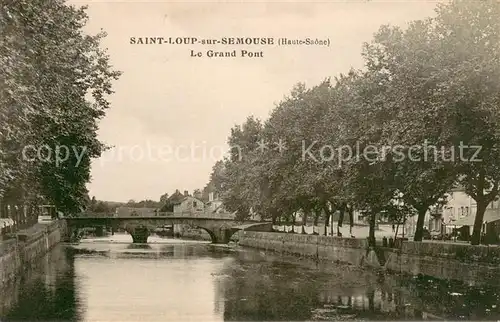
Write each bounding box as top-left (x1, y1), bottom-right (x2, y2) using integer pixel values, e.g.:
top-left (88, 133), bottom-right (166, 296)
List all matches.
top-left (123, 222), bottom-right (231, 244)
top-left (195, 226), bottom-right (218, 243)
top-left (192, 225), bottom-right (239, 244)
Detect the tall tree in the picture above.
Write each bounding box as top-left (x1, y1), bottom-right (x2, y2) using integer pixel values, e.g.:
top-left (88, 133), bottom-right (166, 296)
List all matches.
top-left (361, 0), bottom-right (500, 244)
top-left (220, 116), bottom-right (264, 219)
top-left (0, 0), bottom-right (120, 215)
top-left (160, 193), bottom-right (169, 204)
top-left (432, 0), bottom-right (500, 245)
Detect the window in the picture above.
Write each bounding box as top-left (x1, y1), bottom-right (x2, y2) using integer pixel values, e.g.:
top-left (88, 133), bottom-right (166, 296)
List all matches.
top-left (465, 206), bottom-right (469, 216)
top-left (193, 201), bottom-right (197, 207)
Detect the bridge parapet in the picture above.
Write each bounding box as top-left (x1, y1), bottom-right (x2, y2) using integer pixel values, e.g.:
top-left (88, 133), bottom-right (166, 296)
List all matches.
top-left (75, 211), bottom-right (237, 220)
top-left (167, 212), bottom-right (236, 220)
top-left (72, 212), bottom-right (114, 218)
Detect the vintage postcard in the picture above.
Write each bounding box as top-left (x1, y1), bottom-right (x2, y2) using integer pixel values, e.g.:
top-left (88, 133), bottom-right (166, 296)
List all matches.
top-left (1, 0), bottom-right (500, 321)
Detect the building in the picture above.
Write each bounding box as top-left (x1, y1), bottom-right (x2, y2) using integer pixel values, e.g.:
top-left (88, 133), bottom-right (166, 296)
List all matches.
top-left (115, 206), bottom-right (158, 217)
top-left (449, 189), bottom-right (500, 240)
top-left (172, 196), bottom-right (205, 214)
top-left (438, 186), bottom-right (500, 237)
top-left (442, 187), bottom-right (476, 226)
top-left (193, 189), bottom-right (203, 200)
top-left (205, 192), bottom-right (224, 213)
top-left (402, 185), bottom-right (500, 238)
top-left (452, 207), bottom-right (500, 240)
top-left (402, 188), bottom-right (477, 236)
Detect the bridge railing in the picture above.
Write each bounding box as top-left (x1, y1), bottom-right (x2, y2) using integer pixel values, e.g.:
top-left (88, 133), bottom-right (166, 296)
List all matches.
top-left (71, 211), bottom-right (238, 220)
top-left (123, 211), bottom-right (235, 219)
top-left (155, 212), bottom-right (175, 217)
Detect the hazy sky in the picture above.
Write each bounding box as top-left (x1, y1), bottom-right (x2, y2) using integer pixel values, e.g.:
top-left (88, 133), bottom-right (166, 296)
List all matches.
top-left (72, 0), bottom-right (440, 202)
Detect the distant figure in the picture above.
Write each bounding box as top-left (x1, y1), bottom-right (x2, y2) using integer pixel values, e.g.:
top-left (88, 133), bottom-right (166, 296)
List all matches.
top-left (392, 224), bottom-right (395, 232)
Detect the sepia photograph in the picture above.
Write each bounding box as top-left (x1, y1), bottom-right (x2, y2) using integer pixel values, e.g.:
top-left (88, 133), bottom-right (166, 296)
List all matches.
top-left (1, 0), bottom-right (500, 320)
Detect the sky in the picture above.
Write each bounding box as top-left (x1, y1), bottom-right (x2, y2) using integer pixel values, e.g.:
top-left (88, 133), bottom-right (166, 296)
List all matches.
top-left (70, 0), bottom-right (441, 202)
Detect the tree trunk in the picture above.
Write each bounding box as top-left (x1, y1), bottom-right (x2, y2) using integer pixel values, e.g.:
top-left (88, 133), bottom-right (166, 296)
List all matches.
top-left (402, 215), bottom-right (407, 239)
top-left (324, 208), bottom-right (330, 236)
top-left (313, 210), bottom-right (319, 233)
top-left (301, 211), bottom-right (308, 234)
top-left (291, 212), bottom-right (296, 233)
top-left (471, 201), bottom-right (487, 245)
top-left (368, 213), bottom-right (376, 247)
top-left (368, 289), bottom-right (375, 312)
top-left (338, 206), bottom-right (345, 228)
top-left (413, 207), bottom-right (428, 242)
top-left (302, 211), bottom-right (308, 226)
top-left (337, 203), bottom-right (346, 236)
top-left (348, 205), bottom-right (354, 236)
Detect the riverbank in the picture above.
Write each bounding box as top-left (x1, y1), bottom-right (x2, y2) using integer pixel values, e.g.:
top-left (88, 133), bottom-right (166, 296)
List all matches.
top-left (237, 231), bottom-right (500, 286)
top-left (0, 221), bottom-right (62, 288)
top-left (3, 235), bottom-right (500, 320)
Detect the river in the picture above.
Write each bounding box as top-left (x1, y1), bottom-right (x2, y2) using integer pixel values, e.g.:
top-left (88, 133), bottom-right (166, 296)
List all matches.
top-left (1, 233), bottom-right (500, 321)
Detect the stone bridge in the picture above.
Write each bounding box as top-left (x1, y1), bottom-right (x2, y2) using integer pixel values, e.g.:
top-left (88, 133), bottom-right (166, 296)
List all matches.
top-left (62, 213), bottom-right (272, 244)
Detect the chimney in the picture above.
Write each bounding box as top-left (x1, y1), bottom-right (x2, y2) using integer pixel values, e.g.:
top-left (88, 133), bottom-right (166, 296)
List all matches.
top-left (208, 192), bottom-right (214, 202)
top-left (184, 190), bottom-right (189, 197)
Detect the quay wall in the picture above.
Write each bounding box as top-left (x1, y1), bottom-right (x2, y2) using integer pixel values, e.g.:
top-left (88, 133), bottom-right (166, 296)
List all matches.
top-left (237, 231), bottom-right (367, 265)
top-left (383, 241), bottom-right (500, 286)
top-left (237, 231), bottom-right (500, 286)
top-left (0, 221), bottom-right (62, 288)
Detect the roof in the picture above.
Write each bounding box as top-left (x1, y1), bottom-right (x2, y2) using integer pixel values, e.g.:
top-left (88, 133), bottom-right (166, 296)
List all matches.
top-left (116, 207), bottom-right (158, 216)
top-left (450, 208), bottom-right (500, 226)
top-left (213, 202), bottom-right (225, 213)
top-left (172, 196), bottom-right (203, 205)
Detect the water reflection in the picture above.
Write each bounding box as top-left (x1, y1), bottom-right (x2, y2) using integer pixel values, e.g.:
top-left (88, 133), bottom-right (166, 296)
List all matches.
top-left (2, 240), bottom-right (500, 321)
top-left (127, 244), bottom-right (152, 250)
top-left (1, 245), bottom-right (80, 321)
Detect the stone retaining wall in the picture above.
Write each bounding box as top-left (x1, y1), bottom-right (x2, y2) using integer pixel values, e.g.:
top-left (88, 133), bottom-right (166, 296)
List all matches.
top-left (382, 242), bottom-right (500, 286)
top-left (0, 221), bottom-right (62, 288)
top-left (237, 231), bottom-right (367, 265)
top-left (238, 231), bottom-right (500, 286)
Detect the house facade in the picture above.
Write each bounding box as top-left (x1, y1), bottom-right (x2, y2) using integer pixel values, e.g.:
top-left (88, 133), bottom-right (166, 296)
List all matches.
top-left (445, 188), bottom-right (500, 238)
top-left (173, 196), bottom-right (205, 214)
top-left (403, 186), bottom-right (500, 237)
top-left (434, 188), bottom-right (476, 234)
top-left (403, 189), bottom-right (476, 236)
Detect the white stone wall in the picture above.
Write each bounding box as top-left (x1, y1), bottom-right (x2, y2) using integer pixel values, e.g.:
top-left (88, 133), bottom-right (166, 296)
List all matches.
top-left (0, 222), bottom-right (61, 288)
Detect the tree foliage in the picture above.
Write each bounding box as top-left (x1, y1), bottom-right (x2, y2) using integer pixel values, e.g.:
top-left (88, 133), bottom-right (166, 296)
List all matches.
top-left (0, 0), bottom-right (121, 215)
top-left (205, 0), bottom-right (500, 245)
